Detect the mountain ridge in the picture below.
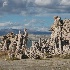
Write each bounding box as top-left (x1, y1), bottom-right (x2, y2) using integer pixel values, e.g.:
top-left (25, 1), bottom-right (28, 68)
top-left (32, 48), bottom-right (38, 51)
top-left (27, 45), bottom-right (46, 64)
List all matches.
top-left (0, 29), bottom-right (51, 36)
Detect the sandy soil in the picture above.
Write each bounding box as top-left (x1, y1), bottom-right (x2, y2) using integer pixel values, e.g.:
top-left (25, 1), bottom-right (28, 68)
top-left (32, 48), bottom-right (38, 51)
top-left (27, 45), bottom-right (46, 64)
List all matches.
top-left (0, 58), bottom-right (70, 70)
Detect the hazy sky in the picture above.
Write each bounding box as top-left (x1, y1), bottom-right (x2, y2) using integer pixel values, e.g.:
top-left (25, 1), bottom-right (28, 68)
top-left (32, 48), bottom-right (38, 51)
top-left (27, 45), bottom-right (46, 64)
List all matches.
top-left (0, 0), bottom-right (70, 31)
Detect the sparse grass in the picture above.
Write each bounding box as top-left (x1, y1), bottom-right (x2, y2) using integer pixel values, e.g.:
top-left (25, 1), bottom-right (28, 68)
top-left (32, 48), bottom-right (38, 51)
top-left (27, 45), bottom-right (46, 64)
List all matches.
top-left (0, 51), bottom-right (8, 58)
top-left (0, 51), bottom-right (20, 60)
top-left (52, 54), bottom-right (60, 58)
top-left (62, 54), bottom-right (70, 59)
top-left (0, 67), bottom-right (3, 70)
top-left (51, 53), bottom-right (70, 59)
top-left (40, 58), bottom-right (51, 60)
top-left (6, 57), bottom-right (20, 61)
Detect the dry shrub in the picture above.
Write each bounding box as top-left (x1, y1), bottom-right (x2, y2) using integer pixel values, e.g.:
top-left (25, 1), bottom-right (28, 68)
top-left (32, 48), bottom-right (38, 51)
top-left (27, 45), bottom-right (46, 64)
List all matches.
top-left (0, 51), bottom-right (8, 57)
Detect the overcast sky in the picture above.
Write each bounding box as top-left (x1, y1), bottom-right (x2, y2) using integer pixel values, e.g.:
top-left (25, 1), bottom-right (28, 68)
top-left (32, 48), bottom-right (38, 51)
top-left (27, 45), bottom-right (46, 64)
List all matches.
top-left (0, 0), bottom-right (70, 31)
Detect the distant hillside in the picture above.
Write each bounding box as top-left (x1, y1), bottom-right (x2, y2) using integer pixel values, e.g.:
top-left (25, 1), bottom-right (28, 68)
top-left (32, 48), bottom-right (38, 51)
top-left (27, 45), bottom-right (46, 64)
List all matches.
top-left (28, 31), bottom-right (51, 35)
top-left (0, 29), bottom-right (51, 36)
top-left (0, 29), bottom-right (19, 36)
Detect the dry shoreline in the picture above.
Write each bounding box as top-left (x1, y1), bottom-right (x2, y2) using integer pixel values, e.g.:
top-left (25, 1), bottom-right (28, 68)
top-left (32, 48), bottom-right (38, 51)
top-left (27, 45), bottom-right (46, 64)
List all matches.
top-left (0, 58), bottom-right (70, 70)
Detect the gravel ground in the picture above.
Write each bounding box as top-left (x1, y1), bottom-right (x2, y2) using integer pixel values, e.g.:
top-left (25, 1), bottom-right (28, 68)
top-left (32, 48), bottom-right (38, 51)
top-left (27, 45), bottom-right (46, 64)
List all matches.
top-left (0, 58), bottom-right (70, 70)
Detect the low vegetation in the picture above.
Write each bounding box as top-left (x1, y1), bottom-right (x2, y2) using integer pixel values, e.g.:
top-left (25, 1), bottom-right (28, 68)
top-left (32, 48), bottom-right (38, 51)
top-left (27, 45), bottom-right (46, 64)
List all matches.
top-left (0, 51), bottom-right (8, 58)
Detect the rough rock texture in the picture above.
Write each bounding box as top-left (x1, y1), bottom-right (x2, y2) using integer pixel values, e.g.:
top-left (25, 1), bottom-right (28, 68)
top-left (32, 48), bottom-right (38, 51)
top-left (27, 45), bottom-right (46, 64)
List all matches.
top-left (50, 16), bottom-right (70, 54)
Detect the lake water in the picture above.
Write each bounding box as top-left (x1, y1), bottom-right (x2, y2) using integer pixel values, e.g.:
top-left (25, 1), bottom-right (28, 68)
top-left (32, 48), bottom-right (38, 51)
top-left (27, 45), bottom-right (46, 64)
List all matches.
top-left (27, 39), bottom-right (38, 48)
